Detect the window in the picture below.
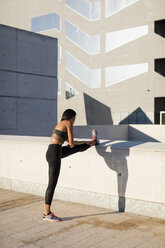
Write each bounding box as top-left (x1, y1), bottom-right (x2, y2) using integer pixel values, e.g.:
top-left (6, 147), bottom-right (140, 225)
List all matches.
top-left (65, 82), bottom-right (79, 99)
top-left (66, 0), bottom-right (100, 20)
top-left (155, 98), bottom-right (165, 124)
top-left (160, 111), bottom-right (165, 125)
top-left (106, 0), bottom-right (139, 17)
top-left (155, 58), bottom-right (165, 77)
top-left (106, 25), bottom-right (148, 52)
top-left (105, 63), bottom-right (148, 86)
top-left (65, 51), bottom-right (101, 88)
top-left (31, 12), bottom-right (60, 32)
top-left (155, 19), bottom-right (165, 38)
top-left (65, 20), bottom-right (100, 54)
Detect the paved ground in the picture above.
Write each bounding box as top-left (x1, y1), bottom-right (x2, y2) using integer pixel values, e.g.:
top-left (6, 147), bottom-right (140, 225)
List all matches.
top-left (0, 189), bottom-right (165, 248)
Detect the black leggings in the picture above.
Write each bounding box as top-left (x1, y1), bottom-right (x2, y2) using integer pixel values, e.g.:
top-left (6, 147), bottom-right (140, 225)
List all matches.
top-left (45, 143), bottom-right (90, 205)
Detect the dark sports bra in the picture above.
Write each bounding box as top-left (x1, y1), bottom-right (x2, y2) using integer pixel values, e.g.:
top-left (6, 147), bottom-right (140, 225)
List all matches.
top-left (52, 129), bottom-right (68, 142)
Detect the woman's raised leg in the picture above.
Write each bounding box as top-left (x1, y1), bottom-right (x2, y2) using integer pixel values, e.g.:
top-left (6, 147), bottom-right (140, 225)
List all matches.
top-left (61, 143), bottom-right (91, 159)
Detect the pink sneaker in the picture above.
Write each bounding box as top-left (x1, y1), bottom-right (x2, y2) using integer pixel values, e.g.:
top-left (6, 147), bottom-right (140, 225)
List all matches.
top-left (92, 129), bottom-right (99, 145)
top-left (43, 212), bottom-right (62, 222)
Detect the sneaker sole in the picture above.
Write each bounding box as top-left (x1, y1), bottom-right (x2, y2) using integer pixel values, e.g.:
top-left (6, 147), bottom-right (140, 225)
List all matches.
top-left (43, 219), bottom-right (62, 222)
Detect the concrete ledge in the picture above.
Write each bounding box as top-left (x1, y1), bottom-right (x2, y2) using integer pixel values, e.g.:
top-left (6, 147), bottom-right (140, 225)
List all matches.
top-left (0, 177), bottom-right (47, 197)
top-left (56, 187), bottom-right (165, 220)
top-left (0, 133), bottom-right (165, 220)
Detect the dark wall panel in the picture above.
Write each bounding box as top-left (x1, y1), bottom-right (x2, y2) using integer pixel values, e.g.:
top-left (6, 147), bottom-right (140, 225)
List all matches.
top-left (17, 74), bottom-right (57, 99)
top-left (0, 71), bottom-right (17, 96)
top-left (0, 25), bottom-right (16, 71)
top-left (17, 99), bottom-right (57, 136)
top-left (17, 29), bottom-right (57, 77)
top-left (0, 97), bottom-right (17, 129)
top-left (0, 24), bottom-right (57, 136)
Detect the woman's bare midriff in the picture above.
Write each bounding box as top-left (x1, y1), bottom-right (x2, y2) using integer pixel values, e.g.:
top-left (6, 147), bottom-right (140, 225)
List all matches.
top-left (50, 135), bottom-right (64, 145)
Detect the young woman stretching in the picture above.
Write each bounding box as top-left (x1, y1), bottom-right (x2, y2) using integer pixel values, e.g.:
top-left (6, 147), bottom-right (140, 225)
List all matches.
top-left (43, 109), bottom-right (98, 222)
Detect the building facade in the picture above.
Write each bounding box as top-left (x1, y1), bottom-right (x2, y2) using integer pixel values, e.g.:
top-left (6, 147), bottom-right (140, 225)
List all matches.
top-left (0, 0), bottom-right (165, 125)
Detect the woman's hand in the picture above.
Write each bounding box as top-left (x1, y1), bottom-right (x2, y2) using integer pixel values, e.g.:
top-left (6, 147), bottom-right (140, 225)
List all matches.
top-left (86, 140), bottom-right (96, 146)
top-left (68, 143), bottom-right (75, 148)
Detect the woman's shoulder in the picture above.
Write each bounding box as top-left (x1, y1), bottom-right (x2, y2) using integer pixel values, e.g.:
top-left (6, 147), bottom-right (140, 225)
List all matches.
top-left (55, 120), bottom-right (71, 130)
top-left (62, 120), bottom-right (72, 127)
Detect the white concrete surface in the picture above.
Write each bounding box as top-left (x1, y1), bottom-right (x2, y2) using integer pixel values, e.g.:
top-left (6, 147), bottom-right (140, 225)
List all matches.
top-left (0, 133), bottom-right (165, 219)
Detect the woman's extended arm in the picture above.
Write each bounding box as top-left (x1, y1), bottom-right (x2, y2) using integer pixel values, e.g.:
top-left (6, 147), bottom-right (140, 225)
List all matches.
top-left (74, 140), bottom-right (90, 145)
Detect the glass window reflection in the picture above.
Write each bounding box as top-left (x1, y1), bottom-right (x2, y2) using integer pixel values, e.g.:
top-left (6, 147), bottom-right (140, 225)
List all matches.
top-left (66, 20), bottom-right (100, 54)
top-left (31, 12), bottom-right (60, 32)
top-left (65, 51), bottom-right (101, 88)
top-left (106, 0), bottom-right (138, 17)
top-left (65, 82), bottom-right (79, 100)
top-left (66, 0), bottom-right (100, 20)
top-left (105, 63), bottom-right (148, 86)
top-left (106, 25), bottom-right (148, 52)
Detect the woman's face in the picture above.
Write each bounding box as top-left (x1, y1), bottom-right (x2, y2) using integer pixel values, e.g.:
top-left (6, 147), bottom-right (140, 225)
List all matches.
top-left (71, 116), bottom-right (76, 124)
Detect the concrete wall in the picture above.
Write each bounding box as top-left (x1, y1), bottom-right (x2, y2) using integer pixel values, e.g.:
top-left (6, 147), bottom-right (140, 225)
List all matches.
top-left (0, 24), bottom-right (57, 136)
top-left (0, 134), bottom-right (165, 220)
top-left (74, 125), bottom-right (128, 140)
top-left (73, 124), bottom-right (165, 142)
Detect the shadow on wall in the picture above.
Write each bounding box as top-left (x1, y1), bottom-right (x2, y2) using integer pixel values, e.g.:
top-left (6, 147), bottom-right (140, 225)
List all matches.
top-left (77, 98), bottom-right (161, 210)
top-left (95, 141), bottom-right (145, 212)
top-left (95, 126), bottom-right (160, 211)
top-left (119, 107), bottom-right (152, 124)
top-left (95, 141), bottom-right (129, 212)
top-left (83, 93), bottom-right (128, 211)
top-left (128, 126), bottom-right (160, 142)
top-left (83, 93), bottom-right (113, 125)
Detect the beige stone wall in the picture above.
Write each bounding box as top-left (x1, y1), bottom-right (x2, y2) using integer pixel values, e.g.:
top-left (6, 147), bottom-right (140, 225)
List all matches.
top-left (0, 0), bottom-right (164, 125)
